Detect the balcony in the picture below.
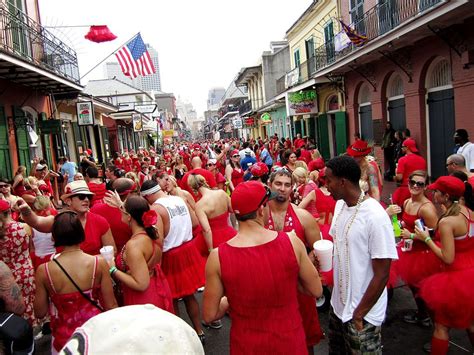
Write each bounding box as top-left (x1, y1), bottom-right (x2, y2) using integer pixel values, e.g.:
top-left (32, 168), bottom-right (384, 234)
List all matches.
top-left (313, 0), bottom-right (444, 72)
top-left (0, 4), bottom-right (82, 93)
top-left (239, 100), bottom-right (252, 116)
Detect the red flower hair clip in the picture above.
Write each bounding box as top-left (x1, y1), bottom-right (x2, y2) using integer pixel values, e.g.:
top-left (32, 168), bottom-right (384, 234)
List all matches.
top-left (142, 210), bottom-right (158, 228)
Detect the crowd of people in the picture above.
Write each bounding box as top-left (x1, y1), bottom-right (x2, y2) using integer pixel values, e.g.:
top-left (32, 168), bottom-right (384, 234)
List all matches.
top-left (0, 128), bottom-right (473, 354)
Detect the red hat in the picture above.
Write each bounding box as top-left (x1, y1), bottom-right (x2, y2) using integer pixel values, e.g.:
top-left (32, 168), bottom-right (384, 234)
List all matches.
top-left (427, 176), bottom-right (465, 198)
top-left (249, 162), bottom-right (269, 177)
top-left (230, 149), bottom-right (239, 157)
top-left (231, 181), bottom-right (277, 216)
top-left (402, 138), bottom-right (419, 153)
top-left (308, 158), bottom-right (325, 172)
top-left (86, 149), bottom-right (92, 155)
top-left (346, 140), bottom-right (371, 157)
top-left (0, 199), bottom-right (10, 212)
top-left (192, 144), bottom-right (201, 150)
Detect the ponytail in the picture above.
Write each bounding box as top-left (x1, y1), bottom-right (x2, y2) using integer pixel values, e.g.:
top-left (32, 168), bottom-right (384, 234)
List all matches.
top-left (144, 226), bottom-right (158, 241)
top-left (463, 181), bottom-right (474, 210)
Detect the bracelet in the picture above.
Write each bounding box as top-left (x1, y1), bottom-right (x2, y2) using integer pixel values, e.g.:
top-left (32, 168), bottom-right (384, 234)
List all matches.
top-left (109, 266), bottom-right (118, 275)
top-left (424, 237), bottom-right (432, 244)
top-left (410, 233), bottom-right (415, 240)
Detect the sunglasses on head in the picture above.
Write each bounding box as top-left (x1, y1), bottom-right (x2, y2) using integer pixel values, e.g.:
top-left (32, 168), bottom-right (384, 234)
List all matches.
top-left (71, 194), bottom-right (91, 200)
top-left (206, 163), bottom-right (215, 167)
top-left (409, 179), bottom-right (425, 188)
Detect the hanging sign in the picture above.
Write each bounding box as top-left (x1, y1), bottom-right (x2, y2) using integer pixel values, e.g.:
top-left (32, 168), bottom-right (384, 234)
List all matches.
top-left (286, 90), bottom-right (318, 116)
top-left (132, 113), bottom-right (143, 132)
top-left (39, 120), bottom-right (61, 134)
top-left (260, 112), bottom-right (272, 124)
top-left (76, 101), bottom-right (94, 126)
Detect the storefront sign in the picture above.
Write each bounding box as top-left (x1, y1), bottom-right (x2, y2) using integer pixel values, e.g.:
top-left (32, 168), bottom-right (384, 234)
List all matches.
top-left (244, 117), bottom-right (255, 126)
top-left (132, 113), bottom-right (143, 132)
top-left (76, 101), bottom-right (94, 126)
top-left (135, 104), bottom-right (157, 114)
top-left (286, 90), bottom-right (318, 116)
top-left (260, 112), bottom-right (272, 124)
top-left (39, 120), bottom-right (61, 134)
top-left (233, 118), bottom-right (242, 129)
top-left (162, 129), bottom-right (174, 137)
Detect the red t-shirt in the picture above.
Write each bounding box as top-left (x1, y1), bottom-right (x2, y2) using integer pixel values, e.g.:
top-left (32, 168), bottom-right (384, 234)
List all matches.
top-left (468, 175), bottom-right (474, 189)
top-left (396, 154), bottom-right (427, 186)
top-left (87, 182), bottom-right (107, 207)
top-left (81, 212), bottom-right (110, 255)
top-left (298, 149), bottom-right (312, 164)
top-left (180, 168), bottom-right (217, 200)
top-left (90, 203), bottom-right (131, 252)
top-left (294, 138), bottom-right (305, 150)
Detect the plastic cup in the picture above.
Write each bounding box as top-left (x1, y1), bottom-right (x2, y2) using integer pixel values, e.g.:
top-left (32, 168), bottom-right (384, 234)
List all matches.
top-left (100, 246), bottom-right (114, 262)
top-left (313, 239), bottom-right (334, 272)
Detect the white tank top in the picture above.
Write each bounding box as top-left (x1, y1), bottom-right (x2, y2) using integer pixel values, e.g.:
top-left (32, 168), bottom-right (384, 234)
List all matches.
top-left (32, 229), bottom-right (56, 257)
top-left (154, 195), bottom-right (193, 252)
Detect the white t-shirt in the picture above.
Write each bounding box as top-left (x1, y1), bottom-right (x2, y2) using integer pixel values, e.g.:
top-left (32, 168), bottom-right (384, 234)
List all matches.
top-left (32, 229), bottom-right (56, 257)
top-left (154, 196), bottom-right (193, 252)
top-left (457, 142), bottom-right (474, 171)
top-left (329, 197), bottom-right (398, 326)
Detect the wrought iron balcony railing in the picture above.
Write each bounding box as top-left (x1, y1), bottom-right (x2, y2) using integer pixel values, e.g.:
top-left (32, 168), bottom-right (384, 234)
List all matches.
top-left (0, 4), bottom-right (80, 84)
top-left (312, 0), bottom-right (443, 72)
top-left (239, 100), bottom-right (252, 115)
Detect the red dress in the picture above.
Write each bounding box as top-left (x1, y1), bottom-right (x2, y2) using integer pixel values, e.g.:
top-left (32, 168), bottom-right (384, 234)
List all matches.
top-left (419, 214), bottom-right (474, 328)
top-left (45, 256), bottom-right (102, 352)
top-left (219, 232), bottom-right (307, 354)
top-left (87, 182), bottom-right (107, 207)
top-left (315, 188), bottom-right (336, 243)
top-left (90, 203), bottom-right (131, 252)
top-left (298, 181), bottom-right (319, 218)
top-left (0, 222), bottom-right (35, 323)
top-left (116, 240), bottom-right (173, 313)
top-left (231, 167), bottom-right (244, 189)
top-left (208, 212), bottom-right (237, 248)
top-left (267, 204), bottom-right (324, 347)
top-left (396, 203), bottom-right (443, 288)
top-left (81, 212), bottom-right (110, 255)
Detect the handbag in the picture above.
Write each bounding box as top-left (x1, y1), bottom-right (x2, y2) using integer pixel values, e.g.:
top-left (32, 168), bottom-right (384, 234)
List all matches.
top-left (52, 258), bottom-right (104, 312)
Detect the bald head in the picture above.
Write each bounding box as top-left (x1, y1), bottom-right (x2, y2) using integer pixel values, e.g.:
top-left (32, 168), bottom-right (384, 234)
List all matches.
top-left (447, 154), bottom-right (466, 174)
top-left (191, 156), bottom-right (202, 169)
top-left (112, 178), bottom-right (136, 200)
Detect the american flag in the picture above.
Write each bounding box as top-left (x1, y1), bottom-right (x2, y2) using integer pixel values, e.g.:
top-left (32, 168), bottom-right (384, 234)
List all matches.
top-left (339, 20), bottom-right (367, 47)
top-left (115, 33), bottom-right (156, 78)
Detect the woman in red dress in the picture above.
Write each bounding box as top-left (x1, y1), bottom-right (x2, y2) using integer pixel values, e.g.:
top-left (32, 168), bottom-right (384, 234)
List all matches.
top-left (225, 150), bottom-right (244, 193)
top-left (0, 199), bottom-right (35, 324)
top-left (189, 174), bottom-right (236, 250)
top-left (34, 211), bottom-right (117, 353)
top-left (415, 176), bottom-right (474, 354)
top-left (293, 167), bottom-right (319, 218)
top-left (107, 195), bottom-right (173, 312)
top-left (86, 166), bottom-right (107, 207)
top-left (395, 170), bottom-right (441, 326)
top-left (203, 181), bottom-right (322, 354)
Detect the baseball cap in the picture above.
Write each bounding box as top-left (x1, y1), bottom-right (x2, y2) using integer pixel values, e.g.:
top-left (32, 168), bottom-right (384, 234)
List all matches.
top-left (244, 148), bottom-right (252, 156)
top-left (427, 175), bottom-right (465, 198)
top-left (35, 164), bottom-right (47, 171)
top-left (231, 181), bottom-right (277, 215)
top-left (60, 304), bottom-right (204, 355)
top-left (231, 149), bottom-right (239, 157)
top-left (207, 158), bottom-right (217, 165)
top-left (402, 138), bottom-right (419, 153)
top-left (249, 162), bottom-right (269, 177)
top-left (308, 158), bottom-right (325, 172)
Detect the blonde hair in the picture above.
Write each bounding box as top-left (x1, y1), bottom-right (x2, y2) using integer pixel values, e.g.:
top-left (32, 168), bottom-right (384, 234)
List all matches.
top-left (294, 160), bottom-right (308, 171)
top-left (125, 172), bottom-right (139, 187)
top-left (187, 174), bottom-right (209, 194)
top-left (33, 195), bottom-right (50, 211)
top-left (311, 149), bottom-right (322, 160)
top-left (293, 167), bottom-right (308, 182)
top-left (15, 166), bottom-right (26, 176)
top-left (25, 176), bottom-right (37, 187)
top-left (168, 175), bottom-right (178, 189)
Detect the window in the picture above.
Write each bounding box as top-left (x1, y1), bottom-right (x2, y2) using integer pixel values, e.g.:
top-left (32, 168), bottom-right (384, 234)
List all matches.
top-left (350, 0), bottom-right (365, 34)
top-left (388, 74), bottom-right (404, 98)
top-left (305, 38), bottom-right (315, 59)
top-left (427, 59), bottom-right (451, 89)
top-left (294, 49), bottom-right (301, 68)
top-left (359, 84), bottom-right (372, 104)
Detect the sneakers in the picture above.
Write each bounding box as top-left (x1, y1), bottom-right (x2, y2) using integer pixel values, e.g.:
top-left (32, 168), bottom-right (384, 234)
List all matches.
top-left (197, 286), bottom-right (205, 292)
top-left (403, 312), bottom-right (432, 327)
top-left (202, 320), bottom-right (223, 329)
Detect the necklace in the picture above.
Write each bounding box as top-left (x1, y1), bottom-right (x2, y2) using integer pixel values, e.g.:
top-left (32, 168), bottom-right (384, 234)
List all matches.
top-left (334, 191), bottom-right (365, 305)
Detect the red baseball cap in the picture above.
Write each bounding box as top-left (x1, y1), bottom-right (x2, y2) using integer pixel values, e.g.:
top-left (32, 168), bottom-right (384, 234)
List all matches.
top-left (86, 149), bottom-right (92, 155)
top-left (231, 181), bottom-right (277, 216)
top-left (249, 162), bottom-right (269, 177)
top-left (308, 158), bottom-right (325, 172)
top-left (402, 138), bottom-right (419, 153)
top-left (427, 176), bottom-right (465, 198)
top-left (230, 150), bottom-right (239, 157)
top-left (0, 199), bottom-right (10, 212)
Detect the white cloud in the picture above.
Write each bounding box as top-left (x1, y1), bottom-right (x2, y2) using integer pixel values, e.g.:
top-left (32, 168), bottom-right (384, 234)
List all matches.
top-left (40, 0), bottom-right (311, 116)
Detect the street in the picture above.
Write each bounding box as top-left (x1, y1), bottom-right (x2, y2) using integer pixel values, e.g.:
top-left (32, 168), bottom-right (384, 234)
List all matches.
top-left (35, 286), bottom-right (472, 354)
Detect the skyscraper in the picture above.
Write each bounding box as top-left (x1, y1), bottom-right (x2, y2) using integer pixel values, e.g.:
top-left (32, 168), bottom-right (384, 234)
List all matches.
top-left (104, 44), bottom-right (161, 92)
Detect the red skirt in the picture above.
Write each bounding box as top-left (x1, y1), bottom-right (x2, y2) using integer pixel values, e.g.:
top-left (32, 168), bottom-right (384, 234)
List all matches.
top-left (161, 239), bottom-right (206, 299)
top-left (419, 267), bottom-right (474, 328)
top-left (192, 225), bottom-right (209, 258)
top-left (396, 241), bottom-right (443, 288)
top-left (297, 291), bottom-right (324, 347)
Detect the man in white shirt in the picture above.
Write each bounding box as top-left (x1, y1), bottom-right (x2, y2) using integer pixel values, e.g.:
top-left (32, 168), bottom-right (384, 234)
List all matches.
top-left (455, 129), bottom-right (474, 172)
top-left (325, 155), bottom-right (398, 354)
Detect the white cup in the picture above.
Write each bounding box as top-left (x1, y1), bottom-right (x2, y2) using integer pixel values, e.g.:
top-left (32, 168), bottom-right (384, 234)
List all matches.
top-left (100, 246), bottom-right (114, 262)
top-left (313, 239), bottom-right (334, 272)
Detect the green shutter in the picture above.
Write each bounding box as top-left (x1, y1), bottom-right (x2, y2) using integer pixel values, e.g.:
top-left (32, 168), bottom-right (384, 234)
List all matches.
top-left (100, 126), bottom-right (110, 162)
top-left (13, 106), bottom-right (30, 172)
top-left (308, 116), bottom-right (316, 140)
top-left (317, 114), bottom-right (330, 160)
top-left (39, 113), bottom-right (54, 168)
top-left (335, 111), bottom-right (348, 155)
top-left (0, 106), bottom-right (12, 179)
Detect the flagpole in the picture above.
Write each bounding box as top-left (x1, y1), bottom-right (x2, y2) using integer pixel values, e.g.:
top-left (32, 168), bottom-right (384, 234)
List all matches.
top-left (79, 32), bottom-right (140, 81)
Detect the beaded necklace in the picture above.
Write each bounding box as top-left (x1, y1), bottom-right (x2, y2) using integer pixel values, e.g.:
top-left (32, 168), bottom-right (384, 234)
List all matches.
top-left (334, 191), bottom-right (365, 305)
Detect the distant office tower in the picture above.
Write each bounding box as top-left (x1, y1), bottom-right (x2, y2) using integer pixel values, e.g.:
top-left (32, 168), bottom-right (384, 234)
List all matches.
top-left (105, 44), bottom-right (161, 91)
top-left (207, 87), bottom-right (225, 110)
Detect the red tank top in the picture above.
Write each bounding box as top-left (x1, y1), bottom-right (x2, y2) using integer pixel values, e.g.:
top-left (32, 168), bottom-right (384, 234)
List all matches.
top-left (267, 203), bottom-right (306, 246)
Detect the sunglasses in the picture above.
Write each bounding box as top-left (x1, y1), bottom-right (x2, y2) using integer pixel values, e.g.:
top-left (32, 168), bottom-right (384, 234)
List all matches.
top-left (71, 194), bottom-right (91, 201)
top-left (206, 163), bottom-right (215, 167)
top-left (258, 186), bottom-right (272, 208)
top-left (0, 184), bottom-right (8, 188)
top-left (232, 155), bottom-right (240, 158)
top-left (408, 179), bottom-right (425, 188)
